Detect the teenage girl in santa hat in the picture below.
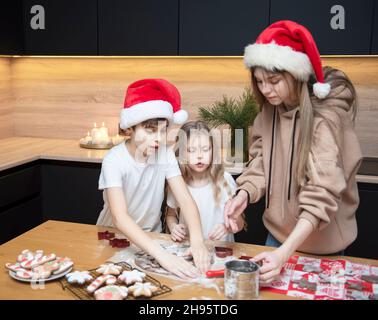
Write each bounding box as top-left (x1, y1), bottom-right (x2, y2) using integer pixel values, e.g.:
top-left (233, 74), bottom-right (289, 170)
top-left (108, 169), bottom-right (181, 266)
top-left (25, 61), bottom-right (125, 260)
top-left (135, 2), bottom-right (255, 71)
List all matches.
top-left (224, 20), bottom-right (362, 284)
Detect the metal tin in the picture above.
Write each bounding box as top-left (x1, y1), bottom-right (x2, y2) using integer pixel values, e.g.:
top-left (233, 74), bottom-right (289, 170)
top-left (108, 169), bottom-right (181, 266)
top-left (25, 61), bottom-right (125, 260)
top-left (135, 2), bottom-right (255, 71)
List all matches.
top-left (224, 259), bottom-right (259, 300)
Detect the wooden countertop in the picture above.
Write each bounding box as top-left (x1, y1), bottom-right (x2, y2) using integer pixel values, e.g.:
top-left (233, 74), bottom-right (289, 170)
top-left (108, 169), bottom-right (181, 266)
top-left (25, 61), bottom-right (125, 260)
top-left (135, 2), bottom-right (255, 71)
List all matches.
top-left (0, 137), bottom-right (106, 171)
top-left (1, 220), bottom-right (378, 300)
top-left (0, 137), bottom-right (377, 184)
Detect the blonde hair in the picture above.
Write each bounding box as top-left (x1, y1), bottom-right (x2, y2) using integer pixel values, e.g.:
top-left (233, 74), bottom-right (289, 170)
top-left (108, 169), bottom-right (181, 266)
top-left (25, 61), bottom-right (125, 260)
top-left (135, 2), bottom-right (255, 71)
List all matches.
top-left (250, 66), bottom-right (357, 188)
top-left (175, 121), bottom-right (233, 205)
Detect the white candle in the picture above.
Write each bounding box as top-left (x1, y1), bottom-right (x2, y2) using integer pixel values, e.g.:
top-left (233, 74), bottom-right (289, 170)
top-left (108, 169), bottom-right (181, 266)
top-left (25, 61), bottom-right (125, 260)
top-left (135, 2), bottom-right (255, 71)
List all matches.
top-left (83, 131), bottom-right (92, 143)
top-left (91, 123), bottom-right (103, 144)
top-left (98, 122), bottom-right (111, 144)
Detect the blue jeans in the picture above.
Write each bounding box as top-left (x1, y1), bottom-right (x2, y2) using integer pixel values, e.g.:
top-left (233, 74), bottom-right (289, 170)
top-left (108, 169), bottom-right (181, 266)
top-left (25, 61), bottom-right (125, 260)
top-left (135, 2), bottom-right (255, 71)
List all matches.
top-left (265, 233), bottom-right (345, 256)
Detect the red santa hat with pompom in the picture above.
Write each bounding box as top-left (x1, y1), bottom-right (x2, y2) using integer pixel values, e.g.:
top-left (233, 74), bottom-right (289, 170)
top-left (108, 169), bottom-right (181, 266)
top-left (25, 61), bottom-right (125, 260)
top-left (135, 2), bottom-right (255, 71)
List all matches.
top-left (120, 78), bottom-right (188, 129)
top-left (244, 20), bottom-right (331, 99)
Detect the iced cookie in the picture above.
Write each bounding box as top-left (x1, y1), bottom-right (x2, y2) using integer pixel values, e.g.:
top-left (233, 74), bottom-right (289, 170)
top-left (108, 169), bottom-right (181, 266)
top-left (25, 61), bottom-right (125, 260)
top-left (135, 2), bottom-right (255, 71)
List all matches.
top-left (21, 253), bottom-right (56, 269)
top-left (53, 257), bottom-right (74, 275)
top-left (5, 263), bottom-right (27, 273)
top-left (16, 270), bottom-right (34, 279)
top-left (96, 263), bottom-right (123, 276)
top-left (87, 275), bottom-right (117, 293)
top-left (31, 266), bottom-right (52, 280)
top-left (128, 282), bottom-right (158, 298)
top-left (17, 250), bottom-right (43, 263)
top-left (66, 271), bottom-right (93, 285)
top-left (94, 285), bottom-right (128, 300)
top-left (118, 270), bottom-right (146, 285)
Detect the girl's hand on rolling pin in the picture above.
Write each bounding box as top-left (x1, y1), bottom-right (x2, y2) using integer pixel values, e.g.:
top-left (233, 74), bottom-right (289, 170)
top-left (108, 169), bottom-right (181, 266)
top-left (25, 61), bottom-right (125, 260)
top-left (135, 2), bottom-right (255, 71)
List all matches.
top-left (224, 190), bottom-right (249, 233)
top-left (251, 249), bottom-right (286, 285)
top-left (170, 223), bottom-right (187, 242)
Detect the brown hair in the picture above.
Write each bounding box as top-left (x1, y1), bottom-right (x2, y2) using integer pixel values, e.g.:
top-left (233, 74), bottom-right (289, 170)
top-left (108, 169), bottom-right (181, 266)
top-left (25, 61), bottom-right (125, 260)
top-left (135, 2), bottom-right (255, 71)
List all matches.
top-left (250, 66), bottom-right (357, 187)
top-left (118, 118), bottom-right (168, 136)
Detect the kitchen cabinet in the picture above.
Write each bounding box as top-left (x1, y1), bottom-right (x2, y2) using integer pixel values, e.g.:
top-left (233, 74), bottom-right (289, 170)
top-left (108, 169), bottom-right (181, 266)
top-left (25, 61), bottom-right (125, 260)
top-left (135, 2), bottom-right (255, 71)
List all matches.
top-left (0, 162), bottom-right (42, 244)
top-left (23, 0), bottom-right (97, 55)
top-left (270, 0), bottom-right (375, 55)
top-left (371, 0), bottom-right (378, 54)
top-left (98, 0), bottom-right (178, 55)
top-left (345, 182), bottom-right (378, 260)
top-left (179, 0), bottom-right (269, 55)
top-left (41, 160), bottom-right (103, 224)
top-left (0, 1), bottom-right (23, 54)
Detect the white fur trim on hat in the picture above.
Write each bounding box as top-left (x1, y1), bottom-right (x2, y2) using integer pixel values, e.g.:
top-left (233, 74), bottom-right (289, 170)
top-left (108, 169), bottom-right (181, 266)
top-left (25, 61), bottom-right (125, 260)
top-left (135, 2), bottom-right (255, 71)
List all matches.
top-left (173, 109), bottom-right (188, 124)
top-left (244, 42), bottom-right (313, 81)
top-left (313, 82), bottom-right (331, 99)
top-left (120, 100), bottom-right (173, 129)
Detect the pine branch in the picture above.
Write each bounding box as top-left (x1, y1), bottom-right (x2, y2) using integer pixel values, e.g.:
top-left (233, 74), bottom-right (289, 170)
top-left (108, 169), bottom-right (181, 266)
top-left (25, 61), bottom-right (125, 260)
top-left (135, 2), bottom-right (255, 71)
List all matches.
top-left (198, 88), bottom-right (259, 129)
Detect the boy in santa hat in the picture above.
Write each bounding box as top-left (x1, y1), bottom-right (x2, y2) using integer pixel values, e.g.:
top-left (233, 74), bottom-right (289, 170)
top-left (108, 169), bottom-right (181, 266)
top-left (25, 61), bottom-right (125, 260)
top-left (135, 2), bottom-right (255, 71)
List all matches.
top-left (97, 79), bottom-right (210, 279)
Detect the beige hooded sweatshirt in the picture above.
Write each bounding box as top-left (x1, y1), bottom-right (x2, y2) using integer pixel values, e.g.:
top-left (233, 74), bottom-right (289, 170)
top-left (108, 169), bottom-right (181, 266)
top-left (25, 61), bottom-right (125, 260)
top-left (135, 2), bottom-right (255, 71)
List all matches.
top-left (236, 78), bottom-right (363, 255)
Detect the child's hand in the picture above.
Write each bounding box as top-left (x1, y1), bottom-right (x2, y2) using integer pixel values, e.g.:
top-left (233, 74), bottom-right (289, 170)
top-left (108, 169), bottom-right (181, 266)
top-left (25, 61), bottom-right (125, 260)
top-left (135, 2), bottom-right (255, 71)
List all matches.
top-left (170, 223), bottom-right (187, 242)
top-left (156, 251), bottom-right (201, 279)
top-left (187, 242), bottom-right (211, 275)
top-left (224, 190), bottom-right (249, 233)
top-left (208, 223), bottom-right (229, 241)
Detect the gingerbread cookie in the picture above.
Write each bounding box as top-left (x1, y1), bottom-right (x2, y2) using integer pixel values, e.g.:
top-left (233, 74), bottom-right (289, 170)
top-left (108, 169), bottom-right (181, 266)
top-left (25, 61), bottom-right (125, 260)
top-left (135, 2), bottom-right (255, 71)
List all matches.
top-left (5, 263), bottom-right (27, 273)
top-left (94, 285), bottom-right (128, 300)
top-left (32, 265), bottom-right (52, 280)
top-left (16, 270), bottom-right (34, 279)
top-left (17, 249), bottom-right (43, 263)
top-left (128, 282), bottom-right (158, 298)
top-left (66, 271), bottom-right (93, 285)
top-left (53, 257), bottom-right (74, 275)
top-left (87, 275), bottom-right (117, 293)
top-left (118, 270), bottom-right (146, 285)
top-left (96, 263), bottom-right (123, 276)
top-left (21, 253), bottom-right (56, 269)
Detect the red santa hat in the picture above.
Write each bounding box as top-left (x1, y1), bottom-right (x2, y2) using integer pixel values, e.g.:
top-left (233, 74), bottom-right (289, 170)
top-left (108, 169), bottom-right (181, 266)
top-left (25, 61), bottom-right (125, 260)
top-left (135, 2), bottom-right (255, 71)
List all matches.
top-left (244, 20), bottom-right (331, 99)
top-left (120, 78), bottom-right (188, 129)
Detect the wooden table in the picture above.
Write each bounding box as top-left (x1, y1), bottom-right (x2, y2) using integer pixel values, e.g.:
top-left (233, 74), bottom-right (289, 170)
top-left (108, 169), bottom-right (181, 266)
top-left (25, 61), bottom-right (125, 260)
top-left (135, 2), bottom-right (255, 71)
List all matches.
top-left (1, 220), bottom-right (377, 300)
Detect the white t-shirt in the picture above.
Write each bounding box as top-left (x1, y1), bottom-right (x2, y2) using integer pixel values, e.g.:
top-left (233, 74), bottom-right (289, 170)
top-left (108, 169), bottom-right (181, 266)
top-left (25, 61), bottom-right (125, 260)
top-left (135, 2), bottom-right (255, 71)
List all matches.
top-left (97, 142), bottom-right (181, 232)
top-left (167, 171), bottom-right (237, 242)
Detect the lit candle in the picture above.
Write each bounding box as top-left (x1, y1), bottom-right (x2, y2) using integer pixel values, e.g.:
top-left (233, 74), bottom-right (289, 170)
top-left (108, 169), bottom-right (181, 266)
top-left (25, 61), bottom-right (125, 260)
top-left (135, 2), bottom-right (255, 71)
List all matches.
top-left (99, 122), bottom-right (111, 144)
top-left (91, 123), bottom-right (102, 144)
top-left (84, 131), bottom-right (92, 143)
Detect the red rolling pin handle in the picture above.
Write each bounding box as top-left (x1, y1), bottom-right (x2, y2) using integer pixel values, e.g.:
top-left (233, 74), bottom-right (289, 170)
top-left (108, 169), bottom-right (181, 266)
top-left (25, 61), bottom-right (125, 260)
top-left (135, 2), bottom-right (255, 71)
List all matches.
top-left (205, 269), bottom-right (225, 278)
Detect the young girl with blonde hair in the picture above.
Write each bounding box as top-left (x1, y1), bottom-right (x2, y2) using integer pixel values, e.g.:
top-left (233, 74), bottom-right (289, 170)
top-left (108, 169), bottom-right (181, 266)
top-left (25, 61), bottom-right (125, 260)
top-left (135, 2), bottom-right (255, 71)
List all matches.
top-left (166, 120), bottom-right (245, 242)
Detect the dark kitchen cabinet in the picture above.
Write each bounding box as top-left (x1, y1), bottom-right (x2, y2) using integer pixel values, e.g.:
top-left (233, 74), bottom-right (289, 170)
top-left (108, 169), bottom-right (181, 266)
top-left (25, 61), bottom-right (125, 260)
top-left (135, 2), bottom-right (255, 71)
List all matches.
top-left (98, 0), bottom-right (178, 55)
top-left (0, 162), bottom-right (42, 244)
top-left (371, 0), bottom-right (378, 54)
top-left (0, 1), bottom-right (24, 54)
top-left (270, 0), bottom-right (375, 55)
top-left (345, 183), bottom-right (378, 260)
top-left (41, 160), bottom-right (103, 224)
top-left (0, 197), bottom-right (42, 244)
top-left (179, 0), bottom-right (270, 55)
top-left (23, 0), bottom-right (97, 55)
